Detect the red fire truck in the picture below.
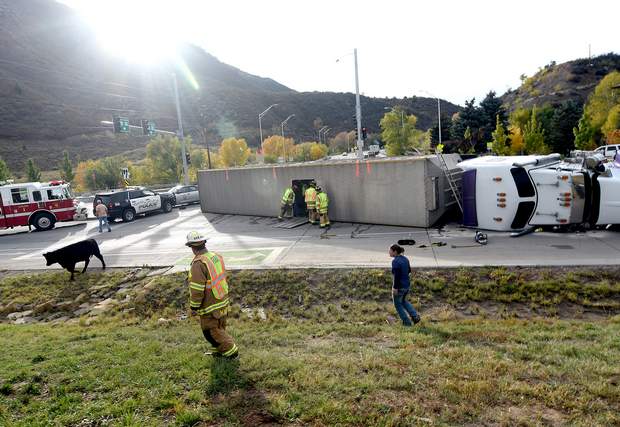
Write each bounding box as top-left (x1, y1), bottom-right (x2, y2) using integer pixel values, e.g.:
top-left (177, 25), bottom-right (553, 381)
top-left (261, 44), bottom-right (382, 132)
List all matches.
top-left (0, 180), bottom-right (77, 231)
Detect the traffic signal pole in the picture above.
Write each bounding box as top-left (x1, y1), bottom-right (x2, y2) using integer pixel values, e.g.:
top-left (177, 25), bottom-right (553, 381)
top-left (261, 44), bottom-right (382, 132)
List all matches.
top-left (172, 73), bottom-right (190, 185)
top-left (353, 49), bottom-right (363, 160)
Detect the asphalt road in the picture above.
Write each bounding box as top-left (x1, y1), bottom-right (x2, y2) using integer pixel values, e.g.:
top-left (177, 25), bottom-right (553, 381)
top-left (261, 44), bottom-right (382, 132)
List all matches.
top-left (1, 205), bottom-right (620, 272)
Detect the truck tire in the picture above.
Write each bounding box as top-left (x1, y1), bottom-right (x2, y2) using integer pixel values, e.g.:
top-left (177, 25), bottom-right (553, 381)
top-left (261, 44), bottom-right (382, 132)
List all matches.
top-left (31, 212), bottom-right (55, 231)
top-left (122, 208), bottom-right (136, 222)
top-left (162, 200), bottom-right (173, 213)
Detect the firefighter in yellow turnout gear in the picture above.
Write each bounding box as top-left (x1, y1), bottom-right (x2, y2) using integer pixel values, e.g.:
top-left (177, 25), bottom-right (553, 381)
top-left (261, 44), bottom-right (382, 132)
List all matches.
top-left (315, 186), bottom-right (330, 228)
top-left (278, 184), bottom-right (297, 220)
top-left (186, 231), bottom-right (238, 359)
top-left (304, 181), bottom-right (318, 224)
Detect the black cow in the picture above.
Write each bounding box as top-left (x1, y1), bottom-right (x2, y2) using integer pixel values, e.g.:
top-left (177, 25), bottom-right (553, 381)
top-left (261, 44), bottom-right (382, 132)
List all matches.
top-left (43, 239), bottom-right (105, 280)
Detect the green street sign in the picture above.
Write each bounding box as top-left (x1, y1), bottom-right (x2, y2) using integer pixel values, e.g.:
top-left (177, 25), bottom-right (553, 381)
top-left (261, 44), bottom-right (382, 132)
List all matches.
top-left (114, 116), bottom-right (130, 133)
top-left (119, 117), bottom-right (129, 133)
top-left (141, 119), bottom-right (156, 136)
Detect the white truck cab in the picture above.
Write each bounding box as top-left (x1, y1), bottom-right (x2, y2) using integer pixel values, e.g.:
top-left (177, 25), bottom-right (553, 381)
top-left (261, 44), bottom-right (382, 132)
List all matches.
top-left (457, 154), bottom-right (611, 231)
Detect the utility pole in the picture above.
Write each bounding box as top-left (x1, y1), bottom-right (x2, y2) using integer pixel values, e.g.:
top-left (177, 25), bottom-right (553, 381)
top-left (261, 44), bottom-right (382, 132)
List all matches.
top-left (354, 48), bottom-right (363, 159)
top-left (172, 73), bottom-right (189, 185)
top-left (203, 128), bottom-right (212, 169)
top-left (437, 98), bottom-right (442, 146)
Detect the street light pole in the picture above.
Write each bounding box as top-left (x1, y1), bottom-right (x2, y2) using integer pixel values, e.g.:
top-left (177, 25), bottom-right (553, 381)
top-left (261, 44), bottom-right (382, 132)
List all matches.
top-left (318, 125), bottom-right (328, 144)
top-left (258, 104), bottom-right (278, 147)
top-left (280, 114), bottom-right (295, 137)
top-left (280, 114), bottom-right (295, 162)
top-left (354, 48), bottom-right (363, 159)
top-left (172, 73), bottom-right (189, 185)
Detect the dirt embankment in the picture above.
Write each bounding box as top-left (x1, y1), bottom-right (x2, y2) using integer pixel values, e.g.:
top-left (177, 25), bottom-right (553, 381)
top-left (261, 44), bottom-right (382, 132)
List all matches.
top-left (1, 266), bottom-right (619, 325)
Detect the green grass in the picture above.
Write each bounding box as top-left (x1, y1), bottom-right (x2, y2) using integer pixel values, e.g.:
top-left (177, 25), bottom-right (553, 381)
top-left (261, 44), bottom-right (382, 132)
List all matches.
top-left (0, 317), bottom-right (619, 426)
top-left (1, 268), bottom-right (620, 425)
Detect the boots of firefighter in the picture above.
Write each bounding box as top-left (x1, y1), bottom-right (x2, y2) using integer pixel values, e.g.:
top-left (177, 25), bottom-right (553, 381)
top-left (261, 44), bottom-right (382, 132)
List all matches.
top-left (279, 203), bottom-right (287, 220)
top-left (201, 316), bottom-right (238, 359)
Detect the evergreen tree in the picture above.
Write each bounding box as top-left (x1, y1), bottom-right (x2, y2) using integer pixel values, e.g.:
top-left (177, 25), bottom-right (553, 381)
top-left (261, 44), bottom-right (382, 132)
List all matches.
top-left (479, 91), bottom-right (507, 143)
top-left (548, 100), bottom-right (583, 155)
top-left (0, 157), bottom-right (11, 181)
top-left (26, 158), bottom-right (41, 182)
top-left (450, 98), bottom-right (488, 151)
top-left (60, 150), bottom-right (75, 182)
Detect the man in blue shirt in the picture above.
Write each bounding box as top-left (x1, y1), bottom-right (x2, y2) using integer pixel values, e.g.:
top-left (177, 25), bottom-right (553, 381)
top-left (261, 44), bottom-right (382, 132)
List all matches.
top-left (389, 244), bottom-right (420, 326)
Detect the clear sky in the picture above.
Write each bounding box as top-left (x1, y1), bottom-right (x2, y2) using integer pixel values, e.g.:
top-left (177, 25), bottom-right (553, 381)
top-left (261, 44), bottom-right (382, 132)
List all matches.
top-left (59, 0), bottom-right (618, 106)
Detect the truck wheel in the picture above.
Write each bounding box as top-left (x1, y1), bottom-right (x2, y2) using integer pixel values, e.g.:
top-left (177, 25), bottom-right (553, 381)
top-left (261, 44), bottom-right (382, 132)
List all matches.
top-left (122, 208), bottom-right (136, 222)
top-left (32, 213), bottom-right (55, 231)
top-left (162, 200), bottom-right (173, 213)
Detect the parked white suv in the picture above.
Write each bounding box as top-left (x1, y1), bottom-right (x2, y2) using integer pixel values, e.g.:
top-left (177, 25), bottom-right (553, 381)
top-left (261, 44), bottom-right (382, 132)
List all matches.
top-left (594, 145), bottom-right (619, 159)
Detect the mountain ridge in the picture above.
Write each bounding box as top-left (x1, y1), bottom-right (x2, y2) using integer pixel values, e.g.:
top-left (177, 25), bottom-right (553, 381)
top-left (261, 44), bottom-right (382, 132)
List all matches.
top-left (0, 0), bottom-right (461, 172)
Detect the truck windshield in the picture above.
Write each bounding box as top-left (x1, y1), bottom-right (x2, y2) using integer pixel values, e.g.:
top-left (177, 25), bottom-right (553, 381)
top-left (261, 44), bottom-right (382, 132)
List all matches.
top-left (511, 201), bottom-right (535, 229)
top-left (510, 168), bottom-right (535, 197)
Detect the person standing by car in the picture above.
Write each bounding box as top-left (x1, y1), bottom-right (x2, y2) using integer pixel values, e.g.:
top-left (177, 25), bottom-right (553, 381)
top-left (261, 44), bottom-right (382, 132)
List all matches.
top-left (95, 199), bottom-right (111, 233)
top-left (389, 244), bottom-right (420, 326)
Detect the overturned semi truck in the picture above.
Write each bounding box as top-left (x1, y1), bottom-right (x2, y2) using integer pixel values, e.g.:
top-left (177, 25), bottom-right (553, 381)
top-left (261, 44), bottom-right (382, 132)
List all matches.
top-left (197, 155), bottom-right (463, 228)
top-left (458, 153), bottom-right (620, 231)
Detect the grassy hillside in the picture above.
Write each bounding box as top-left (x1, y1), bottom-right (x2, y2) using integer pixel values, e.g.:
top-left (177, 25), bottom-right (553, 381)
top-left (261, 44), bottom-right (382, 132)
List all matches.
top-left (502, 53), bottom-right (620, 111)
top-left (1, 267), bottom-right (619, 425)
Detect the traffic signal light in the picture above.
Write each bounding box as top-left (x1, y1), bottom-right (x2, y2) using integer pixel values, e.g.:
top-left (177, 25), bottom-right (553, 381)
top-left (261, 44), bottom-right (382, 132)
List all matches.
top-left (355, 128), bottom-right (359, 139)
top-left (185, 152), bottom-right (191, 165)
top-left (141, 119), bottom-right (156, 136)
top-left (362, 127), bottom-right (368, 139)
top-left (113, 116), bottom-right (129, 133)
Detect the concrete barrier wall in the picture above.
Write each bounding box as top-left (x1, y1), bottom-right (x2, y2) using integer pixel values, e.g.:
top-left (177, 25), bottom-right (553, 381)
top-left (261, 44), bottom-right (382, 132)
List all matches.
top-left (198, 155), bottom-right (460, 227)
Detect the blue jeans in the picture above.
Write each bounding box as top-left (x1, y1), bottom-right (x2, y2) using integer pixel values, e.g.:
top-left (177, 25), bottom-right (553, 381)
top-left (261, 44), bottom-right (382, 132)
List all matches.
top-left (98, 216), bottom-right (111, 232)
top-left (393, 289), bottom-right (419, 326)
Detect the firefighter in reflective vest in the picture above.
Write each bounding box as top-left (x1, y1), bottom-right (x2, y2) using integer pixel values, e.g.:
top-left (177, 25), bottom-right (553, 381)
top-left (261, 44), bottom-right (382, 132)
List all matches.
top-left (304, 181), bottom-right (318, 225)
top-left (315, 186), bottom-right (330, 229)
top-left (186, 231), bottom-right (238, 359)
top-left (278, 184), bottom-right (297, 220)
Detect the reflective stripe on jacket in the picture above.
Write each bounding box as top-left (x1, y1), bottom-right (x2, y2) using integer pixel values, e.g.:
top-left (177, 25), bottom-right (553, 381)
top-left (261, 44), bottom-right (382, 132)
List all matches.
top-left (281, 187), bottom-right (294, 204)
top-left (188, 252), bottom-right (230, 316)
top-left (316, 192), bottom-right (329, 213)
top-left (304, 187), bottom-right (317, 206)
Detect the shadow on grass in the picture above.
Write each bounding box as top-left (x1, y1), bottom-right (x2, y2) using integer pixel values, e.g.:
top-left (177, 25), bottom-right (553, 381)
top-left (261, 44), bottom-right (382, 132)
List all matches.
top-left (207, 358), bottom-right (280, 425)
top-left (415, 324), bottom-right (453, 343)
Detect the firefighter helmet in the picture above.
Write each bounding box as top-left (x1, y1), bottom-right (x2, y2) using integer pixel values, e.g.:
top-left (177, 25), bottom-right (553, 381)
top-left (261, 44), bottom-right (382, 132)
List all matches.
top-left (186, 231), bottom-right (207, 247)
top-left (474, 231), bottom-right (488, 245)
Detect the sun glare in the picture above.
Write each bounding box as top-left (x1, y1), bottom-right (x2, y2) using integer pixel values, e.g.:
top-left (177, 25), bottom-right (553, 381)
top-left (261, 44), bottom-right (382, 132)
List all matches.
top-left (72, 1), bottom-right (186, 64)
